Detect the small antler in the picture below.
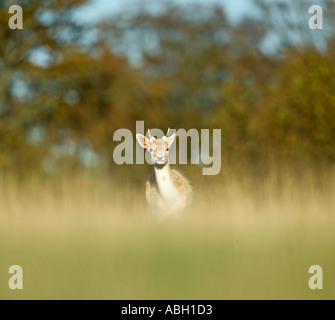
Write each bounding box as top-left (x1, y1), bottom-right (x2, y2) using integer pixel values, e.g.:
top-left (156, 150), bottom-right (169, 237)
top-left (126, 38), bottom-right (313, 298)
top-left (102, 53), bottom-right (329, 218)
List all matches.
top-left (166, 128), bottom-right (170, 137)
top-left (147, 129), bottom-right (152, 139)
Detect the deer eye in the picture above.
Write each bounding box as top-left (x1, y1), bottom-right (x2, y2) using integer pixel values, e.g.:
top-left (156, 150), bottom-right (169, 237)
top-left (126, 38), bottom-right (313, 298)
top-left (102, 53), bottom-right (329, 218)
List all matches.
top-left (148, 147), bottom-right (153, 152)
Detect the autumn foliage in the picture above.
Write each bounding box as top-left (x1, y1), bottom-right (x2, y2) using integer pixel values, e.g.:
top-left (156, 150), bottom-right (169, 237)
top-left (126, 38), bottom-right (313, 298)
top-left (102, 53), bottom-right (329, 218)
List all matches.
top-left (1, 0), bottom-right (335, 176)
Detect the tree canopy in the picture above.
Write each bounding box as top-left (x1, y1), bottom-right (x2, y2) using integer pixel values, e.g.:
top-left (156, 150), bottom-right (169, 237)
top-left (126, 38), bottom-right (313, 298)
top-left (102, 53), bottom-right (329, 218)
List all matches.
top-left (1, 0), bottom-right (335, 176)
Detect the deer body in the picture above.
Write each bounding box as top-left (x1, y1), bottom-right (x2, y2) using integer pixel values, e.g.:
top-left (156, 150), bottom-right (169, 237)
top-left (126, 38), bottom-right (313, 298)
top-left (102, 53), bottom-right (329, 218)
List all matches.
top-left (137, 129), bottom-right (192, 214)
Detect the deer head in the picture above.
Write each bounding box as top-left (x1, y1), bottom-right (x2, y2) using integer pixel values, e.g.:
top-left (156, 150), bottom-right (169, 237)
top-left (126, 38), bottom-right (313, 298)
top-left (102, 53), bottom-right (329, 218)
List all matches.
top-left (136, 128), bottom-right (176, 165)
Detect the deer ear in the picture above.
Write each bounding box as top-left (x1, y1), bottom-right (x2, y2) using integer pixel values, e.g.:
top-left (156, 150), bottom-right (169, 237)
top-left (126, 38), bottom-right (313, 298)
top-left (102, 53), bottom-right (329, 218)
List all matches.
top-left (136, 134), bottom-right (149, 149)
top-left (167, 133), bottom-right (176, 148)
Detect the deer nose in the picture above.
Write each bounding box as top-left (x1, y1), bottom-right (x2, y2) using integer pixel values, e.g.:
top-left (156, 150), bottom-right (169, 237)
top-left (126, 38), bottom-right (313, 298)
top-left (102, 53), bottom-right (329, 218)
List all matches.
top-left (157, 155), bottom-right (164, 161)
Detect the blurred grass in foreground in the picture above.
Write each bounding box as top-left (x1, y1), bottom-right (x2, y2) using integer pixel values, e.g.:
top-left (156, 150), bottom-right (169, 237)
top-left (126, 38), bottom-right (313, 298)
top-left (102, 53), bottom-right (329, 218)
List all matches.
top-left (0, 169), bottom-right (335, 300)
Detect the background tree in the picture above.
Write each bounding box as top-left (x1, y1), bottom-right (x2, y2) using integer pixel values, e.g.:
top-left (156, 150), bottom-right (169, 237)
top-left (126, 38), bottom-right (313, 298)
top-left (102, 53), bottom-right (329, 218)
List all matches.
top-left (1, 0), bottom-right (335, 178)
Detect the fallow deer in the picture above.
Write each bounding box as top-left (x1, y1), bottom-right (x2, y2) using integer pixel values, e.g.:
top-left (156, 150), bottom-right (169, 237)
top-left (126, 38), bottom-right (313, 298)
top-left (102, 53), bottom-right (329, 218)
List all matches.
top-left (136, 128), bottom-right (192, 214)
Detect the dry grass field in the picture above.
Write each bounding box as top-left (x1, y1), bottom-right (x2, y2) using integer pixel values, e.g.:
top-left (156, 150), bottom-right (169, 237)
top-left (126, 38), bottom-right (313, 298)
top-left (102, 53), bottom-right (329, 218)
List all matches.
top-left (0, 169), bottom-right (335, 300)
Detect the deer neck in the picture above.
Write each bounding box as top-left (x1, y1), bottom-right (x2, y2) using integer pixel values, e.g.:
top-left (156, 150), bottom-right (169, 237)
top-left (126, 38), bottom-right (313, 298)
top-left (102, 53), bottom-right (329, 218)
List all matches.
top-left (154, 163), bottom-right (179, 202)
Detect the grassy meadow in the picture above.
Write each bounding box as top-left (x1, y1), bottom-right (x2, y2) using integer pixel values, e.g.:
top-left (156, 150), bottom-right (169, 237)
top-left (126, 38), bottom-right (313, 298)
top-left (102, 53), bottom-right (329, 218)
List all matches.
top-left (0, 168), bottom-right (335, 300)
